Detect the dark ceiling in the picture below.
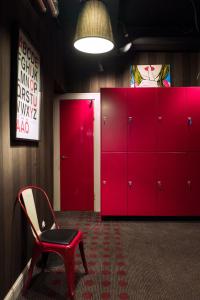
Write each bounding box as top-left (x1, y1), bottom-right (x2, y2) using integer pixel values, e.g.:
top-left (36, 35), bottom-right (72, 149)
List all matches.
top-left (58, 0), bottom-right (200, 50)
top-left (34, 0), bottom-right (200, 76)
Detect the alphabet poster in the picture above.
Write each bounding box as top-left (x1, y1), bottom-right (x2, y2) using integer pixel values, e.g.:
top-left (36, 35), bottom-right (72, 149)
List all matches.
top-left (16, 29), bottom-right (41, 140)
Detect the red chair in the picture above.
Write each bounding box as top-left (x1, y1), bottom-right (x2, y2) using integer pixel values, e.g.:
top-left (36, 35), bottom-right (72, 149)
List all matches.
top-left (17, 185), bottom-right (88, 300)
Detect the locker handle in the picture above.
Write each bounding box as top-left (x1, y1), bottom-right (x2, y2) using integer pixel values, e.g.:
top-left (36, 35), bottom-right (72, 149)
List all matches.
top-left (187, 180), bottom-right (192, 189)
top-left (103, 116), bottom-right (107, 125)
top-left (102, 180), bottom-right (107, 185)
top-left (157, 180), bottom-right (162, 189)
top-left (128, 116), bottom-right (133, 123)
top-left (158, 116), bottom-right (162, 121)
top-left (187, 117), bottom-right (192, 126)
top-left (128, 180), bottom-right (133, 187)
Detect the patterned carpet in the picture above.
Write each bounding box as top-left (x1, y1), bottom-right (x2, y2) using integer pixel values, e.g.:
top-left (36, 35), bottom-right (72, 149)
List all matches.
top-left (18, 212), bottom-right (200, 300)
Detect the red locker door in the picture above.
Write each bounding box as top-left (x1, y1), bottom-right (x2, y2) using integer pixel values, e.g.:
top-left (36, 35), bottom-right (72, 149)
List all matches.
top-left (157, 88), bottom-right (187, 152)
top-left (101, 88), bottom-right (127, 152)
top-left (186, 87), bottom-right (200, 151)
top-left (127, 88), bottom-right (157, 152)
top-left (127, 153), bottom-right (156, 215)
top-left (187, 152), bottom-right (200, 215)
top-left (101, 153), bottom-right (127, 216)
top-left (60, 100), bottom-right (94, 211)
top-left (156, 153), bottom-right (188, 216)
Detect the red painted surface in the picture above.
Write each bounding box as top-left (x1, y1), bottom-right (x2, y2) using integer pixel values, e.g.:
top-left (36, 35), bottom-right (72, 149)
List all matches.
top-left (101, 153), bottom-right (127, 216)
top-left (101, 87), bottom-right (200, 216)
top-left (60, 100), bottom-right (94, 211)
top-left (101, 88), bottom-right (127, 152)
top-left (157, 88), bottom-right (187, 152)
top-left (127, 88), bottom-right (157, 152)
top-left (127, 153), bottom-right (156, 215)
top-left (186, 87), bottom-right (200, 151)
top-left (156, 153), bottom-right (188, 216)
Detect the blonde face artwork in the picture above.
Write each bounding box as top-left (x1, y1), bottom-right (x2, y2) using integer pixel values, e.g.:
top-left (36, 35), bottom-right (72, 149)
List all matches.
top-left (130, 64), bottom-right (171, 88)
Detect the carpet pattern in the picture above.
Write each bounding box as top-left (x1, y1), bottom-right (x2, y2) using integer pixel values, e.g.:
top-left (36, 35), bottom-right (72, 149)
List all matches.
top-left (17, 212), bottom-right (200, 299)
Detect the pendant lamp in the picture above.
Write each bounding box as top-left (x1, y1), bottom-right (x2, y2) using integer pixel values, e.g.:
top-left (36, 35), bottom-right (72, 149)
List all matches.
top-left (74, 0), bottom-right (114, 54)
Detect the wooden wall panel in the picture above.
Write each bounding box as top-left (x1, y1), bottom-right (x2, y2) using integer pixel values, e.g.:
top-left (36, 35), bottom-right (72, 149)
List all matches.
top-left (67, 52), bottom-right (200, 93)
top-left (0, 0), bottom-right (66, 298)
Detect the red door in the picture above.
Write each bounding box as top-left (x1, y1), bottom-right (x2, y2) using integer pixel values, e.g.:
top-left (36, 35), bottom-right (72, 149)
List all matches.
top-left (157, 88), bottom-right (187, 152)
top-left (127, 88), bottom-right (157, 152)
top-left (127, 153), bottom-right (156, 215)
top-left (60, 100), bottom-right (94, 211)
top-left (156, 153), bottom-right (188, 216)
top-left (101, 153), bottom-right (127, 216)
top-left (187, 152), bottom-right (200, 215)
top-left (186, 87), bottom-right (200, 151)
top-left (101, 88), bottom-right (127, 152)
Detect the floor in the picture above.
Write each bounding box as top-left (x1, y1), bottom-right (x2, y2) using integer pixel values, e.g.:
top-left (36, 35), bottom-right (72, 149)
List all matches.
top-left (18, 212), bottom-right (200, 299)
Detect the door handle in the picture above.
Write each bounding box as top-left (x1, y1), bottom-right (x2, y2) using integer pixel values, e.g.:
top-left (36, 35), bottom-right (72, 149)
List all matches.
top-left (61, 155), bottom-right (69, 160)
top-left (102, 180), bottom-right (107, 185)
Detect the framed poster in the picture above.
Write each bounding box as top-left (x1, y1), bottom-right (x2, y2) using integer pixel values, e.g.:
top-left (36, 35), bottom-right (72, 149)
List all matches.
top-left (130, 64), bottom-right (171, 88)
top-left (11, 28), bottom-right (41, 141)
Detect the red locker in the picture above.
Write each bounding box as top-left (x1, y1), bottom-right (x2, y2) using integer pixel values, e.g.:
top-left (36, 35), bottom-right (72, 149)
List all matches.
top-left (101, 153), bottom-right (127, 216)
top-left (157, 88), bottom-right (187, 152)
top-left (187, 152), bottom-right (200, 215)
top-left (127, 88), bottom-right (157, 152)
top-left (100, 87), bottom-right (200, 217)
top-left (101, 88), bottom-right (127, 152)
top-left (127, 153), bottom-right (156, 215)
top-left (156, 153), bottom-right (188, 216)
top-left (186, 87), bottom-right (200, 151)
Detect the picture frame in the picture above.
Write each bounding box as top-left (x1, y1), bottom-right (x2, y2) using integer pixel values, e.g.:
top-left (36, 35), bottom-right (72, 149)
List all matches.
top-left (10, 26), bottom-right (41, 142)
top-left (130, 64), bottom-right (171, 88)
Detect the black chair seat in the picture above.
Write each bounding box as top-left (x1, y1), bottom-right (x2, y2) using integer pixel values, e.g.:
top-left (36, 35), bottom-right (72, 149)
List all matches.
top-left (40, 229), bottom-right (78, 245)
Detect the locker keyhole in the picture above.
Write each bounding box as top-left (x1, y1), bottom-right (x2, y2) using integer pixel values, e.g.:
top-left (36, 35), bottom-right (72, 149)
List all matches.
top-left (187, 117), bottom-right (192, 126)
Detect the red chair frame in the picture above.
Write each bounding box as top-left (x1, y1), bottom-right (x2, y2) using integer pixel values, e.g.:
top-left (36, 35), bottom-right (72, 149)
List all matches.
top-left (17, 185), bottom-right (88, 300)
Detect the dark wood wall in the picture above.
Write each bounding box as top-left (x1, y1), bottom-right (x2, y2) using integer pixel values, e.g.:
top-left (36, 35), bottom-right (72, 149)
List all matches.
top-left (67, 52), bottom-right (200, 92)
top-left (0, 0), bottom-right (66, 298)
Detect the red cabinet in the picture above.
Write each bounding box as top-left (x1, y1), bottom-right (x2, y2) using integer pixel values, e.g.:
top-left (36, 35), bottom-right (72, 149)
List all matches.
top-left (101, 87), bottom-right (200, 216)
top-left (101, 153), bottom-right (127, 216)
top-left (127, 153), bottom-right (157, 215)
top-left (187, 152), bottom-right (200, 215)
top-left (101, 88), bottom-right (127, 152)
top-left (127, 88), bottom-right (157, 152)
top-left (186, 88), bottom-right (200, 151)
top-left (156, 153), bottom-right (188, 216)
top-left (157, 88), bottom-right (187, 152)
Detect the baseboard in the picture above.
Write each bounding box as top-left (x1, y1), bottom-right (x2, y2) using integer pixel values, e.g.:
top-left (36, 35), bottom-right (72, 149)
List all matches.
top-left (4, 260), bottom-right (31, 300)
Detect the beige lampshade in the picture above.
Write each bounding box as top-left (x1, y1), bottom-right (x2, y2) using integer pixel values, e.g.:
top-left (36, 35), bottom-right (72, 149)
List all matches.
top-left (74, 0), bottom-right (114, 54)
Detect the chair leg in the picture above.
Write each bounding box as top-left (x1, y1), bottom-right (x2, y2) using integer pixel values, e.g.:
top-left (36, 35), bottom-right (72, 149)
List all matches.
top-left (79, 241), bottom-right (88, 274)
top-left (64, 251), bottom-right (75, 300)
top-left (23, 245), bottom-right (41, 294)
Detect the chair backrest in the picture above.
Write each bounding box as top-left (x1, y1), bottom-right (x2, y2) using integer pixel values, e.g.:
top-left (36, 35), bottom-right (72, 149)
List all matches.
top-left (17, 185), bottom-right (58, 240)
top-left (22, 188), bottom-right (41, 237)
